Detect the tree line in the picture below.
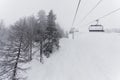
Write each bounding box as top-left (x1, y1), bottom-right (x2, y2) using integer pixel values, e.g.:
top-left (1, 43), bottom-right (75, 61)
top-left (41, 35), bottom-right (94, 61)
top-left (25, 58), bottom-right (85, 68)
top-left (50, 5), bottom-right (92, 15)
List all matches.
top-left (0, 10), bottom-right (64, 80)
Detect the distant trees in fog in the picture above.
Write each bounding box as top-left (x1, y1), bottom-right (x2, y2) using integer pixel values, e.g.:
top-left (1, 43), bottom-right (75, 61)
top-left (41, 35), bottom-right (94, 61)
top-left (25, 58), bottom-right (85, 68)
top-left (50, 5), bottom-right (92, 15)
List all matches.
top-left (105, 28), bottom-right (120, 33)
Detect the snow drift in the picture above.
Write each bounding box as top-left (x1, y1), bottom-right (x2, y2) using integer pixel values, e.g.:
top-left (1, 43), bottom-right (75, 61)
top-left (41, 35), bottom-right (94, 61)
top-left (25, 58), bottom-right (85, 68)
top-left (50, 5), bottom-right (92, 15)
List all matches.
top-left (27, 32), bottom-right (120, 80)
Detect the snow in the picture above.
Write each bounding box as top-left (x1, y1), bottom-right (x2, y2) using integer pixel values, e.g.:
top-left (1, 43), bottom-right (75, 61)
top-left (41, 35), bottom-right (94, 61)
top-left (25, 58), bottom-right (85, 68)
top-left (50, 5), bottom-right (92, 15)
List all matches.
top-left (26, 32), bottom-right (120, 80)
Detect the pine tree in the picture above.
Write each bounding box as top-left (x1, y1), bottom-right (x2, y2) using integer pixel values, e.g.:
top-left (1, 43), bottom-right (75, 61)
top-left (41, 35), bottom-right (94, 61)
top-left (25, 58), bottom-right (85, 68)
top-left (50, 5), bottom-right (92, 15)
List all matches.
top-left (26, 15), bottom-right (38, 61)
top-left (34, 10), bottom-right (47, 63)
top-left (43, 10), bottom-right (61, 58)
top-left (0, 19), bottom-right (29, 80)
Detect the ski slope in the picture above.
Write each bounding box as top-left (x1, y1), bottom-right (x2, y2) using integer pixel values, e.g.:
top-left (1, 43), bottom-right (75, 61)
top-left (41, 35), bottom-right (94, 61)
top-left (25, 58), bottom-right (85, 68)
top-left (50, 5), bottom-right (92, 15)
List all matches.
top-left (27, 32), bottom-right (120, 80)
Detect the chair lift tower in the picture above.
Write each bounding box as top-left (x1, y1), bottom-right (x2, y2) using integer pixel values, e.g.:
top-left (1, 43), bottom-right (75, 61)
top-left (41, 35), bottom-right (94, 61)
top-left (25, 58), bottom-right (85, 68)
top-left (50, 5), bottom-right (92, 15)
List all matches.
top-left (69, 27), bottom-right (79, 39)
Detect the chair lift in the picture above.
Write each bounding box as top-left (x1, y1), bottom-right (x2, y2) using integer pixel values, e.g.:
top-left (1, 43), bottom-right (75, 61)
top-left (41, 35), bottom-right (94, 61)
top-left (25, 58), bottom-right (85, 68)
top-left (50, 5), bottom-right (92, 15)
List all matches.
top-left (89, 19), bottom-right (104, 32)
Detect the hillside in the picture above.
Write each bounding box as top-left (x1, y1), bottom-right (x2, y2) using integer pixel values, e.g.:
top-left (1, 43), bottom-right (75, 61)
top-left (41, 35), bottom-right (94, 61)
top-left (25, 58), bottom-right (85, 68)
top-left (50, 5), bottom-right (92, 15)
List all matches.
top-left (26, 32), bottom-right (120, 80)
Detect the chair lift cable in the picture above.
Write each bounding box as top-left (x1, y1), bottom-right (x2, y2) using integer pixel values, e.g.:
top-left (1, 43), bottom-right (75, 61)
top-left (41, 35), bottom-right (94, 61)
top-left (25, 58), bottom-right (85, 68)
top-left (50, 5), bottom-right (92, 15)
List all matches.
top-left (72, 0), bottom-right (82, 27)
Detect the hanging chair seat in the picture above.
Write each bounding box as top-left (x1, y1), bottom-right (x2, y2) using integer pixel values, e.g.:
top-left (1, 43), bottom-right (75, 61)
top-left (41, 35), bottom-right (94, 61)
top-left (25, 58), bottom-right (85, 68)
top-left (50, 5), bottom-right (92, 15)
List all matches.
top-left (89, 25), bottom-right (104, 32)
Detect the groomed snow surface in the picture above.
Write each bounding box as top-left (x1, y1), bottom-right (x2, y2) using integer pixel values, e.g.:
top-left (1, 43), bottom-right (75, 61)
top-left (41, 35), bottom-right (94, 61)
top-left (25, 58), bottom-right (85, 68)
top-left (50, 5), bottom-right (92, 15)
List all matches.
top-left (26, 32), bottom-right (120, 80)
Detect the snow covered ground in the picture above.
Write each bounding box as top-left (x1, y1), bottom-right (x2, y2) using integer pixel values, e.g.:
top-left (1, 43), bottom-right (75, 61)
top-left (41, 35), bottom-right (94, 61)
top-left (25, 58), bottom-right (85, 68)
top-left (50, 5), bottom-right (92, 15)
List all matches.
top-left (26, 32), bottom-right (120, 80)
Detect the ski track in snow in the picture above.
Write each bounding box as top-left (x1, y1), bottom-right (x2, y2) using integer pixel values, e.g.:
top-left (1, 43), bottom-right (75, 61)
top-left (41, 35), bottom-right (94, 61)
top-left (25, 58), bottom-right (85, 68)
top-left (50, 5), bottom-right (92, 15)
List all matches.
top-left (26, 32), bottom-right (120, 80)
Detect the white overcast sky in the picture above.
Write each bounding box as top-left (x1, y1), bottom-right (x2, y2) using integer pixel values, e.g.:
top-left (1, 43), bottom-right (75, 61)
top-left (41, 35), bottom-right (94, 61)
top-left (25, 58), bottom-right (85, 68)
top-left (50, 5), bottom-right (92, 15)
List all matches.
top-left (0, 0), bottom-right (120, 31)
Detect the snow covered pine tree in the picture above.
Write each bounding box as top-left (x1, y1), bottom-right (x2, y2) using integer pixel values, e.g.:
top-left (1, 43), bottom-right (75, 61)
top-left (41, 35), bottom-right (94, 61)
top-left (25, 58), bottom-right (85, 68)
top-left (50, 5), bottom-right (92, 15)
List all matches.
top-left (43, 10), bottom-right (61, 58)
top-left (0, 19), bottom-right (29, 80)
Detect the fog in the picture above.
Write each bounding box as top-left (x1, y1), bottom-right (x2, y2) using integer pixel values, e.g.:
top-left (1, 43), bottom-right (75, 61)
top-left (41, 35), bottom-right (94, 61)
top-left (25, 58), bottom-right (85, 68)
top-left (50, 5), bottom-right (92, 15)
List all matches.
top-left (0, 0), bottom-right (120, 31)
